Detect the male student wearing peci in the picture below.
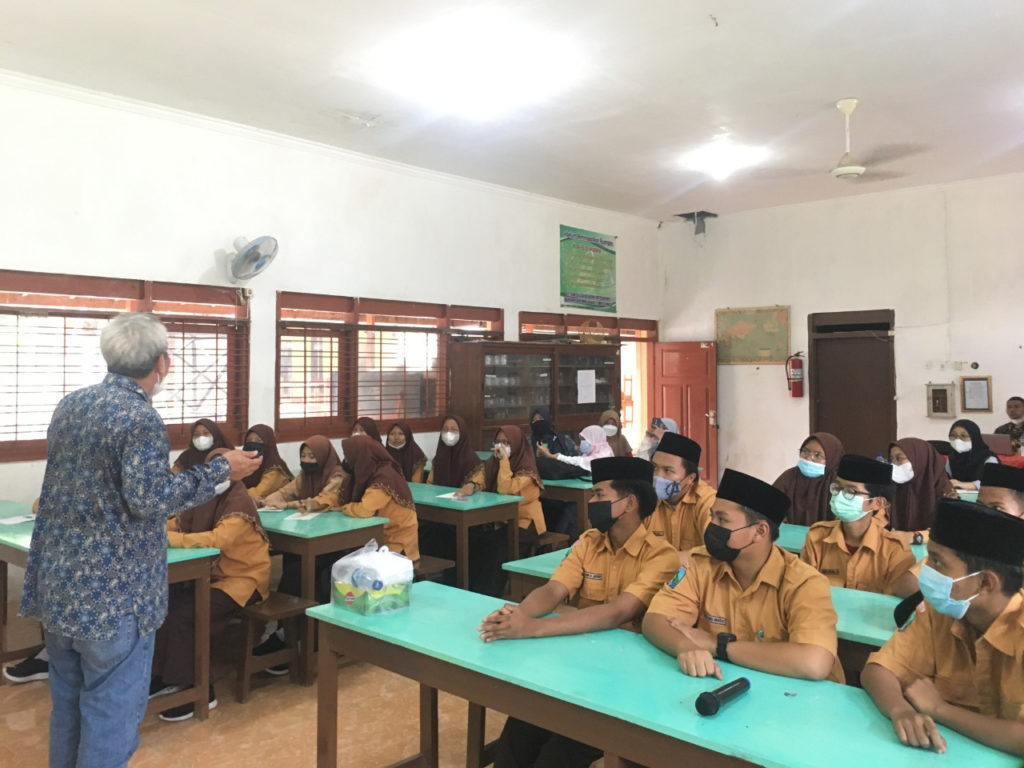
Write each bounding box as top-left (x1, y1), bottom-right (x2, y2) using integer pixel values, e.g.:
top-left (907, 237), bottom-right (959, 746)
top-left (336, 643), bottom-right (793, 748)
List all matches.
top-left (478, 457), bottom-right (678, 768)
top-left (862, 498), bottom-right (1024, 756)
top-left (644, 432), bottom-right (717, 556)
top-left (643, 468), bottom-right (843, 683)
top-left (978, 462), bottom-right (1024, 518)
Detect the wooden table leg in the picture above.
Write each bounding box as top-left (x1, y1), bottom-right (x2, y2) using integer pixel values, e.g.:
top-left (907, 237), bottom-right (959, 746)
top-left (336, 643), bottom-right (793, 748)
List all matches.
top-left (420, 683), bottom-right (439, 768)
top-left (456, 523), bottom-right (470, 590)
top-left (194, 572), bottom-right (211, 721)
top-left (466, 702), bottom-right (487, 768)
top-left (301, 545), bottom-right (317, 685)
top-left (506, 515), bottom-right (519, 564)
top-left (317, 623), bottom-right (338, 768)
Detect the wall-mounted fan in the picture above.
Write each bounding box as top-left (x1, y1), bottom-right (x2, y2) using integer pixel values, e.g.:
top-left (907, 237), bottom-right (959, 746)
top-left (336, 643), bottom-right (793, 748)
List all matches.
top-left (227, 235), bottom-right (278, 283)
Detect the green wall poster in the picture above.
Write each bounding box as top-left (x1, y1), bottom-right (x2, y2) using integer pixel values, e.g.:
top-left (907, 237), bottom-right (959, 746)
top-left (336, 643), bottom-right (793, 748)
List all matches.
top-left (559, 225), bottom-right (617, 312)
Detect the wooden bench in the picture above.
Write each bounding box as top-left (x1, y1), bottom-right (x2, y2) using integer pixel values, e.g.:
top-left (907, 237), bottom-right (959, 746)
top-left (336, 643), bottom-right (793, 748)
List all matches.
top-left (236, 592), bottom-right (316, 703)
top-left (525, 530), bottom-right (570, 557)
top-left (413, 554), bottom-right (455, 583)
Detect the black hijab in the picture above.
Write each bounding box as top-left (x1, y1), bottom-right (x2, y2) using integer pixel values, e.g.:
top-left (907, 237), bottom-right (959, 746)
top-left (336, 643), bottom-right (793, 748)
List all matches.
top-left (948, 419), bottom-right (994, 482)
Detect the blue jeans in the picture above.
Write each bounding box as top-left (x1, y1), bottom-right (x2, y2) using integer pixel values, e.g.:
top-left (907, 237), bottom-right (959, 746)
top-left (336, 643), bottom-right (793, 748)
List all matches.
top-left (45, 614), bottom-right (155, 768)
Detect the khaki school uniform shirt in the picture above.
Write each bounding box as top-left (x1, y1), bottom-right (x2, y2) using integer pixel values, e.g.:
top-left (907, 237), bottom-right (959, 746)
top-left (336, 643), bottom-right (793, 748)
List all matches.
top-left (167, 516), bottom-right (270, 607)
top-left (263, 473), bottom-right (343, 511)
top-left (867, 591), bottom-right (1024, 719)
top-left (550, 525), bottom-right (680, 630)
top-left (642, 480), bottom-right (716, 552)
top-left (343, 487), bottom-right (420, 562)
top-left (648, 545), bottom-right (845, 683)
top-left (496, 458), bottom-right (546, 535)
top-left (801, 519), bottom-right (916, 594)
top-left (246, 466), bottom-right (292, 501)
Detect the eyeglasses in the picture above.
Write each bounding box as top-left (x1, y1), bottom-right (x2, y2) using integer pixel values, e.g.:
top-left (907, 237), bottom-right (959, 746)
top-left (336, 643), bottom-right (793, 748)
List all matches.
top-left (829, 483), bottom-right (871, 501)
top-left (799, 448), bottom-right (826, 462)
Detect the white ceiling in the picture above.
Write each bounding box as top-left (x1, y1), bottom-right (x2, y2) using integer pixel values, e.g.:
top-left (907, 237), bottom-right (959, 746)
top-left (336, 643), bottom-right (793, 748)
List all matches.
top-left (2, 0), bottom-right (1023, 218)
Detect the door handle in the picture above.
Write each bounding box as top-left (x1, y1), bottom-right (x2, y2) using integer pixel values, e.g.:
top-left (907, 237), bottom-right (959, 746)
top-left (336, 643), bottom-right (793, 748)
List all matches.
top-left (705, 410), bottom-right (718, 428)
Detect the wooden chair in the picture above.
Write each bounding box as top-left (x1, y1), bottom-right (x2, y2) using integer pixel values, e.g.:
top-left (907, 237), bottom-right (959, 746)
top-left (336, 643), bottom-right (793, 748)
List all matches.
top-left (236, 592), bottom-right (316, 703)
top-left (525, 530), bottom-right (570, 557)
top-left (413, 554), bottom-right (455, 583)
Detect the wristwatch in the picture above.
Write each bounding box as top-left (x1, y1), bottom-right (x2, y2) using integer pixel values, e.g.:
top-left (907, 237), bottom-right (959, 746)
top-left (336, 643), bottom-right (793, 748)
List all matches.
top-left (716, 632), bottom-right (737, 662)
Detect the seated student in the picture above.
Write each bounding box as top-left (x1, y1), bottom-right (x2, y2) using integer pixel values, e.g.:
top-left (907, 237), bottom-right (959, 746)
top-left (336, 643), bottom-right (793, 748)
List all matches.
top-left (947, 419), bottom-right (998, 490)
top-left (993, 395), bottom-right (1024, 454)
top-left (634, 416), bottom-right (678, 461)
top-left (425, 415), bottom-right (484, 496)
top-left (862, 499), bottom-right (1024, 756)
top-left (484, 425), bottom-right (546, 547)
top-left (351, 416), bottom-right (382, 443)
top-left (978, 463), bottom-right (1024, 518)
top-left (527, 407), bottom-right (578, 457)
top-left (643, 468), bottom-right (843, 683)
top-left (480, 457), bottom-right (678, 768)
top-left (151, 449), bottom-right (270, 721)
top-left (536, 424), bottom-right (614, 472)
top-left (888, 437), bottom-right (955, 534)
top-left (773, 432), bottom-right (844, 526)
top-left (385, 421), bottom-right (427, 483)
top-left (340, 435), bottom-right (420, 562)
top-left (172, 418), bottom-right (234, 471)
top-left (801, 455), bottom-right (917, 596)
top-left (241, 423), bottom-right (293, 504)
top-left (599, 408), bottom-right (632, 457)
top-left (644, 432), bottom-right (716, 556)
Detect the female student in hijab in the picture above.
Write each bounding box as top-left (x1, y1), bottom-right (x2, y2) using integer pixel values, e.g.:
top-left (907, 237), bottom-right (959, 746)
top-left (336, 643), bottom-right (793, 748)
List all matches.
top-left (947, 419), bottom-right (998, 490)
top-left (427, 415), bottom-right (484, 496)
top-left (341, 435), bottom-right (420, 562)
top-left (172, 418), bottom-right (234, 471)
top-left (528, 407), bottom-right (578, 456)
top-left (152, 448), bottom-right (270, 721)
top-left (889, 437), bottom-right (956, 532)
top-left (262, 435), bottom-right (346, 511)
top-left (484, 425), bottom-right (546, 545)
top-left (772, 432), bottom-right (844, 526)
top-left (351, 416), bottom-right (382, 443)
top-left (385, 421), bottom-right (428, 484)
top-left (635, 416), bottom-right (678, 461)
top-left (241, 424), bottom-right (293, 504)
top-left (537, 424), bottom-right (615, 472)
top-left (599, 409), bottom-right (633, 457)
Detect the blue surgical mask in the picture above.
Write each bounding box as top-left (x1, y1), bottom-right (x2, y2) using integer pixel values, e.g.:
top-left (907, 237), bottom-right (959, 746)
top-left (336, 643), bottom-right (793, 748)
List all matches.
top-left (579, 440), bottom-right (592, 455)
top-left (797, 458), bottom-right (826, 478)
top-left (918, 564), bottom-right (981, 619)
top-left (653, 475), bottom-right (682, 501)
top-left (829, 493), bottom-right (869, 523)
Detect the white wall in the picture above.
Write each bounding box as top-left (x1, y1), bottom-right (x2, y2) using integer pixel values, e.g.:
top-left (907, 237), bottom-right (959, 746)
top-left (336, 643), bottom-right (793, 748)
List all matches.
top-left (0, 72), bottom-right (662, 500)
top-left (659, 173), bottom-right (1024, 484)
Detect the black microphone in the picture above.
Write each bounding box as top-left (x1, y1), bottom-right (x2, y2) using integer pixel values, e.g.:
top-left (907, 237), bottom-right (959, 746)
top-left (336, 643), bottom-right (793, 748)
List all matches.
top-left (695, 677), bottom-right (750, 716)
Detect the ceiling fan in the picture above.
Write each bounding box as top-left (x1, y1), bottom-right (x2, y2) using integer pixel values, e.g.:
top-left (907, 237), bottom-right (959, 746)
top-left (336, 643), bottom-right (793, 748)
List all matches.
top-left (831, 98), bottom-right (925, 182)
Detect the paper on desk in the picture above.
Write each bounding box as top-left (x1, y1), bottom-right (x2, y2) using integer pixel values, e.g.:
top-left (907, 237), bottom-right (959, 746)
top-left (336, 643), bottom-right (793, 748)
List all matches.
top-left (0, 515), bottom-right (34, 525)
top-left (285, 511), bottom-right (323, 521)
top-left (435, 492), bottom-right (470, 501)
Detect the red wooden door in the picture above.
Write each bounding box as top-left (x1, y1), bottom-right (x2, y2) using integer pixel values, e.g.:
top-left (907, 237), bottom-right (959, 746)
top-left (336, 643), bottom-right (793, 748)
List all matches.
top-left (649, 342), bottom-right (718, 483)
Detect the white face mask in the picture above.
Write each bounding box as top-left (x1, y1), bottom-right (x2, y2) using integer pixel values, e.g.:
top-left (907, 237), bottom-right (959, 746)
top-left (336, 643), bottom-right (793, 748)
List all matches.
top-left (950, 439), bottom-right (972, 454)
top-left (387, 440), bottom-right (404, 450)
top-left (602, 424), bottom-right (618, 437)
top-left (494, 443), bottom-right (511, 459)
top-left (1011, 417), bottom-right (1024, 426)
top-left (891, 462), bottom-right (914, 484)
top-left (213, 480), bottom-right (231, 496)
top-left (193, 434), bottom-right (214, 452)
top-left (150, 375), bottom-right (164, 399)
top-left (441, 431), bottom-right (459, 447)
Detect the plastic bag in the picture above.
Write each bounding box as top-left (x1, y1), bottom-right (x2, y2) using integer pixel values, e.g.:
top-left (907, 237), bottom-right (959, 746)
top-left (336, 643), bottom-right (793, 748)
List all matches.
top-left (331, 539), bottom-right (413, 615)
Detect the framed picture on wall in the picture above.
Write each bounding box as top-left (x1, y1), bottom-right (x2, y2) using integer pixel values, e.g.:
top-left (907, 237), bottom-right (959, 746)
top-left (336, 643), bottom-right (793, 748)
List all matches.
top-left (926, 383), bottom-right (955, 418)
top-left (960, 376), bottom-right (993, 413)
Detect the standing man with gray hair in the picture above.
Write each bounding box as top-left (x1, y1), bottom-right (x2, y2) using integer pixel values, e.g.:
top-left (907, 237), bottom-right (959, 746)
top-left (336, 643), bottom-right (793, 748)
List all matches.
top-left (19, 312), bottom-right (261, 768)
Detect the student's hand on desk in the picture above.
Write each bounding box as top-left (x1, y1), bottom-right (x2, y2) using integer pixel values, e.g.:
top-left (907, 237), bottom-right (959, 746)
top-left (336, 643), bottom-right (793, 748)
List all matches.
top-left (455, 483), bottom-right (476, 498)
top-left (676, 649), bottom-right (722, 680)
top-left (665, 617), bottom-right (716, 653)
top-left (477, 604), bottom-right (536, 641)
top-left (889, 703), bottom-right (946, 753)
top-left (261, 500), bottom-right (283, 510)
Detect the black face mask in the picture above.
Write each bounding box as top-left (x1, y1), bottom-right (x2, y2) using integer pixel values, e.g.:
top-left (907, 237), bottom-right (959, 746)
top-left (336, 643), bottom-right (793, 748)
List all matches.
top-left (300, 461), bottom-right (319, 475)
top-left (703, 522), bottom-right (756, 563)
top-left (243, 441), bottom-right (265, 457)
top-left (530, 419), bottom-right (553, 438)
top-left (587, 497), bottom-right (626, 534)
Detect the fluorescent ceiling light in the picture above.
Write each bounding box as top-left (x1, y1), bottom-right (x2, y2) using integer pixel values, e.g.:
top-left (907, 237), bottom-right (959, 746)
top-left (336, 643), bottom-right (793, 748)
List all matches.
top-left (679, 135), bottom-right (770, 181)
top-left (363, 7), bottom-right (584, 121)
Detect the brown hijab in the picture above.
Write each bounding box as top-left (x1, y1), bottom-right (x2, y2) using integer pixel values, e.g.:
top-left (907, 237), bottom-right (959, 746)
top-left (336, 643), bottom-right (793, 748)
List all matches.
top-left (242, 423), bottom-right (293, 489)
top-left (890, 437), bottom-right (954, 531)
top-left (341, 435), bottom-right (415, 510)
top-left (431, 415), bottom-right (484, 487)
top-left (178, 448), bottom-right (266, 541)
top-left (297, 435), bottom-right (345, 499)
top-left (173, 418), bottom-right (234, 470)
top-left (353, 417), bottom-right (382, 443)
top-left (385, 421), bottom-right (428, 482)
top-left (484, 425), bottom-right (543, 493)
top-left (599, 409), bottom-right (633, 457)
top-left (773, 432), bottom-right (844, 525)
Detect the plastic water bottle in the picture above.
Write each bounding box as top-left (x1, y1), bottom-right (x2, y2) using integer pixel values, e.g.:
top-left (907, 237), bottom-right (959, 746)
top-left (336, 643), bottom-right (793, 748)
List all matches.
top-left (351, 568), bottom-right (383, 591)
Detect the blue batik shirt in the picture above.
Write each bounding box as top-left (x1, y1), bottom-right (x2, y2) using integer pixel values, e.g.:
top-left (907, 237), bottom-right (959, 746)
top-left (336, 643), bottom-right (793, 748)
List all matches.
top-left (20, 373), bottom-right (231, 641)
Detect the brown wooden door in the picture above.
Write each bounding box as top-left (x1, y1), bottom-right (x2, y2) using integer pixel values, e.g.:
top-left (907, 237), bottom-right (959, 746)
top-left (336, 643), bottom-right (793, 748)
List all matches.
top-left (808, 310), bottom-right (896, 458)
top-left (649, 342), bottom-right (718, 482)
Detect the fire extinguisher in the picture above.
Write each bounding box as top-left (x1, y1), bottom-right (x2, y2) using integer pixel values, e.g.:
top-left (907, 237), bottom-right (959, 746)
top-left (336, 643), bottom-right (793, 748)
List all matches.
top-left (786, 352), bottom-right (804, 398)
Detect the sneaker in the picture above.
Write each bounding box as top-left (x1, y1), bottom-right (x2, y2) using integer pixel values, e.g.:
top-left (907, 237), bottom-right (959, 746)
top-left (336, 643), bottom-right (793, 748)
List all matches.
top-left (253, 632), bottom-right (286, 656)
top-left (3, 657), bottom-right (49, 684)
top-left (159, 686), bottom-right (218, 722)
top-left (149, 676), bottom-right (185, 699)
top-left (265, 663), bottom-right (289, 676)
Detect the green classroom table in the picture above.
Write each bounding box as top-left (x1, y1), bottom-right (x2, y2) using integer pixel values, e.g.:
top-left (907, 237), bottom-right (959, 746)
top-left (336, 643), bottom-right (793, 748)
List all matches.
top-left (310, 581), bottom-right (1016, 768)
top-left (539, 476), bottom-right (592, 536)
top-left (258, 509), bottom-right (386, 683)
top-left (0, 502), bottom-right (220, 720)
top-left (778, 522), bottom-right (928, 561)
top-left (408, 483), bottom-right (522, 590)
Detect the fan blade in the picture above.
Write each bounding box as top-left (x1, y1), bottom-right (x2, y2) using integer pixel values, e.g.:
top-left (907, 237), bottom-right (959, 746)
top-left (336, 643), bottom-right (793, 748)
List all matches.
top-left (851, 170), bottom-right (906, 183)
top-left (744, 167), bottom-right (821, 181)
top-left (859, 143), bottom-right (929, 166)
